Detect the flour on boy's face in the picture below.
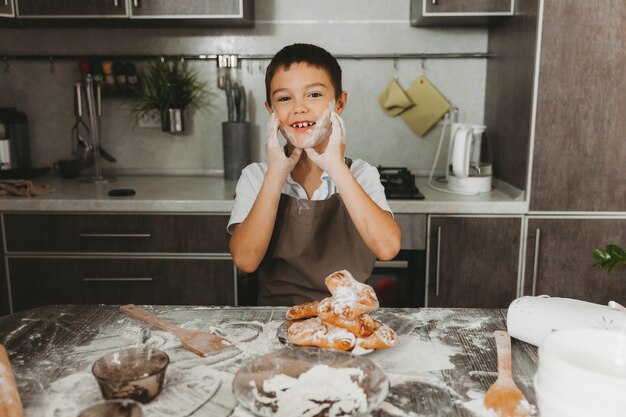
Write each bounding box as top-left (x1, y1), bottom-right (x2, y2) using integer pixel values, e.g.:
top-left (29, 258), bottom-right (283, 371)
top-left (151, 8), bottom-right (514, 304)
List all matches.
top-left (269, 62), bottom-right (340, 149)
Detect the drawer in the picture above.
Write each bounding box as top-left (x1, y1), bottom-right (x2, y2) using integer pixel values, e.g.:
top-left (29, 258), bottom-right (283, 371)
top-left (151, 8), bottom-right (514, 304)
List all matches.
top-left (3, 214), bottom-right (230, 253)
top-left (9, 257), bottom-right (236, 311)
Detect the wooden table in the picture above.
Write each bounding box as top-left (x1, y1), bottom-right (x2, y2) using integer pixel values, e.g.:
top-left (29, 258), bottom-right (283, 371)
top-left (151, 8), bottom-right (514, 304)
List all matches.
top-left (0, 305), bottom-right (538, 416)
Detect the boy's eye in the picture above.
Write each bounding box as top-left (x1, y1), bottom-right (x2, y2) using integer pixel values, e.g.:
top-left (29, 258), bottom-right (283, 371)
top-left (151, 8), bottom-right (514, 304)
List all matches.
top-left (276, 96), bottom-right (291, 102)
top-left (308, 92), bottom-right (322, 98)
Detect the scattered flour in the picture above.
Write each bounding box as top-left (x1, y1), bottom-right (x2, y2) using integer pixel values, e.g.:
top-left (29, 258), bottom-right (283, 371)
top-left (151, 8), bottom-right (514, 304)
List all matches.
top-left (378, 401), bottom-right (427, 417)
top-left (24, 361), bottom-right (221, 417)
top-left (249, 364), bottom-right (368, 417)
top-left (369, 335), bottom-right (459, 388)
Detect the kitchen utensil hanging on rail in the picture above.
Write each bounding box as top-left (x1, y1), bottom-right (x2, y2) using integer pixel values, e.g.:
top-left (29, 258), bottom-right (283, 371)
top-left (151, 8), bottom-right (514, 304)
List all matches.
top-left (225, 77), bottom-right (247, 122)
top-left (63, 75), bottom-right (117, 182)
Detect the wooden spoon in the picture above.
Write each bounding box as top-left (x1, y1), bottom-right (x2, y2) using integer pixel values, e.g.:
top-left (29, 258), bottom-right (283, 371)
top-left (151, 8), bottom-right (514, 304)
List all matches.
top-left (483, 331), bottom-right (530, 417)
top-left (120, 304), bottom-right (231, 357)
top-left (0, 344), bottom-right (25, 417)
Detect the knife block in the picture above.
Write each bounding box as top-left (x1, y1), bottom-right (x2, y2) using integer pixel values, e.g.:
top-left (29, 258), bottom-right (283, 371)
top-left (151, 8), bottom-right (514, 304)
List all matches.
top-left (222, 121), bottom-right (251, 180)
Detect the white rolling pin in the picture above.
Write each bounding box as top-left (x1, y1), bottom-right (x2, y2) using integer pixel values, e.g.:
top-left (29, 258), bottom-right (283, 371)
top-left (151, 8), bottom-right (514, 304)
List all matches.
top-left (0, 345), bottom-right (24, 417)
top-left (507, 295), bottom-right (626, 346)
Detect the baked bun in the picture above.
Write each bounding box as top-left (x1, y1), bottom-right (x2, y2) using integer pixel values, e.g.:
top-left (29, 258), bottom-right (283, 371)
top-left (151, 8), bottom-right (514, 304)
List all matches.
top-left (284, 269), bottom-right (396, 352)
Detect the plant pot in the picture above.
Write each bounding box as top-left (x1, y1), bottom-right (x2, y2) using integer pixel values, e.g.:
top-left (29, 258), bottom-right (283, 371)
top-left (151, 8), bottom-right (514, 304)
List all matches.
top-left (222, 122), bottom-right (251, 181)
top-left (161, 108), bottom-right (185, 133)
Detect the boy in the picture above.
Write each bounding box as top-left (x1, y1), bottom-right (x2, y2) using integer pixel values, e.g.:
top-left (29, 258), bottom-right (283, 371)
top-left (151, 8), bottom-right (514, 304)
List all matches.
top-left (228, 43), bottom-right (401, 306)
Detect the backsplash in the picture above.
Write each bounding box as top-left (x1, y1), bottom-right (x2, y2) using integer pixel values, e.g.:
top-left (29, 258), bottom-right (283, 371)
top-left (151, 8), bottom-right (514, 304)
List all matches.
top-left (0, 1), bottom-right (488, 176)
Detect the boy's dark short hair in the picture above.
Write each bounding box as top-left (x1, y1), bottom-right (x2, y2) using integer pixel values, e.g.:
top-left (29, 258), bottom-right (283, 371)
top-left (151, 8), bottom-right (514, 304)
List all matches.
top-left (265, 43), bottom-right (342, 104)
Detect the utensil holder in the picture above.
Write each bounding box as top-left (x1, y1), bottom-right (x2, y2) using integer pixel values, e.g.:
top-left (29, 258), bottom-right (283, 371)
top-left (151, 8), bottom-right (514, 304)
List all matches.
top-left (222, 121), bottom-right (251, 180)
top-left (162, 108), bottom-right (185, 133)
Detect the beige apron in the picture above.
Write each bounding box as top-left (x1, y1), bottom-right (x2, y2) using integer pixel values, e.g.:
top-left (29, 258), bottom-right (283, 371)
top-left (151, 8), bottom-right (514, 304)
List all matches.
top-left (256, 160), bottom-right (377, 306)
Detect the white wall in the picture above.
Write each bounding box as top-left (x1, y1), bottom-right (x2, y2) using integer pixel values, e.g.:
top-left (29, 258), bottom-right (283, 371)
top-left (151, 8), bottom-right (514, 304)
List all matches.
top-left (0, 0), bottom-right (488, 176)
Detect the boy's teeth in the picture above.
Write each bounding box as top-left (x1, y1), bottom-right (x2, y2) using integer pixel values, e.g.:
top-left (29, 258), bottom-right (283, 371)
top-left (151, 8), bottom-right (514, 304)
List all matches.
top-left (294, 122), bottom-right (315, 128)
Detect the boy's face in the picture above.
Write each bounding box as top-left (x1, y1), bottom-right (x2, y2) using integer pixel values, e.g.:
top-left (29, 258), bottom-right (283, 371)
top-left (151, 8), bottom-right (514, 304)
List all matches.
top-left (265, 62), bottom-right (347, 149)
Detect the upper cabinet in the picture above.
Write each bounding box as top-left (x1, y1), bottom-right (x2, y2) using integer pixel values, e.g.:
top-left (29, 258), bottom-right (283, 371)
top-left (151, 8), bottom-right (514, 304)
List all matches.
top-left (411, 0), bottom-right (514, 27)
top-left (4, 0), bottom-right (254, 27)
top-left (0, 0), bottom-right (14, 17)
top-left (529, 0), bottom-right (626, 211)
top-left (16, 0), bottom-right (128, 17)
top-left (129, 0), bottom-right (243, 19)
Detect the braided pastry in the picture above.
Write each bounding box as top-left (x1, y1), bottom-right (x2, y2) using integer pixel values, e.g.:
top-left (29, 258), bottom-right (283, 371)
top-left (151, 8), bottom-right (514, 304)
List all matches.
top-left (321, 270), bottom-right (379, 320)
top-left (286, 300), bottom-right (320, 320)
top-left (357, 325), bottom-right (397, 350)
top-left (287, 317), bottom-right (356, 351)
top-left (317, 304), bottom-right (375, 338)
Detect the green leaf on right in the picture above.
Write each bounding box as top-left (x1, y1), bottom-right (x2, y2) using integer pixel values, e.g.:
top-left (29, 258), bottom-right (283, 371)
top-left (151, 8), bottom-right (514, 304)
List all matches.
top-left (592, 244), bottom-right (626, 273)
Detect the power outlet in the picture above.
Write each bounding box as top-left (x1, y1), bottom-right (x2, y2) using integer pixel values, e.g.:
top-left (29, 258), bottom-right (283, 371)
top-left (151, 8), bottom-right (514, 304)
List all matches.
top-left (138, 110), bottom-right (162, 129)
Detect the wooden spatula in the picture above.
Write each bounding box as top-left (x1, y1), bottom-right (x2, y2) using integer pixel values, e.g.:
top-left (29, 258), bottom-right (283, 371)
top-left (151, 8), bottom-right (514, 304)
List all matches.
top-left (120, 304), bottom-right (231, 357)
top-left (483, 331), bottom-right (530, 417)
top-left (0, 344), bottom-right (25, 417)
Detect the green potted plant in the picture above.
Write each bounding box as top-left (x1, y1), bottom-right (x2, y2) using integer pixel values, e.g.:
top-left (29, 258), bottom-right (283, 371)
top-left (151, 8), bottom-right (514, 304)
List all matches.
top-left (129, 59), bottom-right (207, 133)
top-left (593, 244), bottom-right (626, 273)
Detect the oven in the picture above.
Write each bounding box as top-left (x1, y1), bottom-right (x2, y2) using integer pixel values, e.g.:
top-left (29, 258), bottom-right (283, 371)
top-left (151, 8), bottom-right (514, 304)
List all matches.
top-left (367, 214), bottom-right (427, 308)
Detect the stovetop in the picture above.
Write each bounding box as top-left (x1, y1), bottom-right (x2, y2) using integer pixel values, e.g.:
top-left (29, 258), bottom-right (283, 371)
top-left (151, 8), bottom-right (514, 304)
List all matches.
top-left (377, 166), bottom-right (425, 200)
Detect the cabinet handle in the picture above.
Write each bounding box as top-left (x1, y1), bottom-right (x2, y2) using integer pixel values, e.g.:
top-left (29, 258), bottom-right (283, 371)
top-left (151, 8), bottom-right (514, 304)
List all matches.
top-left (531, 228), bottom-right (541, 296)
top-left (4, 0), bottom-right (8, 7)
top-left (133, 0), bottom-right (141, 8)
top-left (113, 0), bottom-right (119, 6)
top-left (435, 226), bottom-right (441, 297)
top-left (374, 260), bottom-right (409, 269)
top-left (80, 233), bottom-right (152, 238)
top-left (83, 277), bottom-right (153, 282)
top-left (432, 0), bottom-right (437, 4)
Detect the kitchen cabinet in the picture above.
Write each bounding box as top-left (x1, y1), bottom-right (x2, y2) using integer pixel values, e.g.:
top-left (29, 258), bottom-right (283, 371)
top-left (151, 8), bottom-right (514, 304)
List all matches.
top-left (6, 0), bottom-right (253, 27)
top-left (2, 213), bottom-right (237, 312)
top-left (528, 0), bottom-right (626, 211)
top-left (427, 216), bottom-right (521, 308)
top-left (0, 240), bottom-right (8, 316)
top-left (523, 218), bottom-right (626, 304)
top-left (0, 0), bottom-right (15, 17)
top-left (9, 258), bottom-right (235, 312)
top-left (15, 0), bottom-right (128, 17)
top-left (129, 0), bottom-right (247, 19)
top-left (410, 0), bottom-right (514, 27)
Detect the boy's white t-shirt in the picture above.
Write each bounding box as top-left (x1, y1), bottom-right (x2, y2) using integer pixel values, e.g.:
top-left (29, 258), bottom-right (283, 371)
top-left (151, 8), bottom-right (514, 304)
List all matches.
top-left (227, 159), bottom-right (392, 234)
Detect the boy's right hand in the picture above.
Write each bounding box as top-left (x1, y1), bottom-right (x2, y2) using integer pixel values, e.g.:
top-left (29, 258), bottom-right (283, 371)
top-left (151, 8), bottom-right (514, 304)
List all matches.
top-left (265, 113), bottom-right (302, 180)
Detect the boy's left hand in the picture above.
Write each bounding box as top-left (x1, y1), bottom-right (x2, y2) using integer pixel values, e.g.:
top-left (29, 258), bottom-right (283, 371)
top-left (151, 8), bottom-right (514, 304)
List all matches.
top-left (305, 112), bottom-right (347, 178)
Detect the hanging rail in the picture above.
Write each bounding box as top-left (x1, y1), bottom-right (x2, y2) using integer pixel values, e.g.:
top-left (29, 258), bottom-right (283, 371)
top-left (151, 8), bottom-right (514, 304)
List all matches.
top-left (1, 52), bottom-right (490, 62)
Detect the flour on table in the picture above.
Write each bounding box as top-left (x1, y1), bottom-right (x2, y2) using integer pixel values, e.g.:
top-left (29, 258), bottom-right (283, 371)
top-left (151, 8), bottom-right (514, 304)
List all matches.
top-left (24, 361), bottom-right (221, 417)
top-left (249, 364), bottom-right (368, 417)
top-left (369, 335), bottom-right (459, 388)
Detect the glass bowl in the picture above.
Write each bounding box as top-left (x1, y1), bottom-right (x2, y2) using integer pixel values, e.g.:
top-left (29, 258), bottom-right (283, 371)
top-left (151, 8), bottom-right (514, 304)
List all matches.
top-left (92, 347), bottom-right (169, 403)
top-left (77, 399), bottom-right (143, 417)
top-left (233, 348), bottom-right (389, 417)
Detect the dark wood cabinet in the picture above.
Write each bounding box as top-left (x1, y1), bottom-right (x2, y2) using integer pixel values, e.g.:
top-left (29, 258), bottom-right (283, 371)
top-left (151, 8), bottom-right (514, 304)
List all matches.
top-left (0, 238), bottom-right (8, 316)
top-left (427, 216), bottom-right (521, 308)
top-left (411, 0), bottom-right (513, 26)
top-left (3, 213), bottom-right (230, 254)
top-left (529, 0), bottom-right (626, 211)
top-left (2, 213), bottom-right (237, 312)
top-left (9, 257), bottom-right (235, 311)
top-left (129, 0), bottom-right (245, 18)
top-left (16, 0), bottom-right (128, 17)
top-left (524, 218), bottom-right (626, 304)
top-left (0, 0), bottom-right (15, 17)
top-left (8, 0), bottom-right (253, 26)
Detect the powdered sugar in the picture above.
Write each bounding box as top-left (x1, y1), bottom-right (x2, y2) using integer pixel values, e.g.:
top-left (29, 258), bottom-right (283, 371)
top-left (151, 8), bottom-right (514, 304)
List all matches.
top-left (249, 364), bottom-right (367, 417)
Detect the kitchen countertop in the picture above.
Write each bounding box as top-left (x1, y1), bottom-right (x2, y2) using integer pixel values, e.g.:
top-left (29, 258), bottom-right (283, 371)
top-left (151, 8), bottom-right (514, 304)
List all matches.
top-left (0, 175), bottom-right (528, 214)
top-left (0, 304), bottom-right (538, 416)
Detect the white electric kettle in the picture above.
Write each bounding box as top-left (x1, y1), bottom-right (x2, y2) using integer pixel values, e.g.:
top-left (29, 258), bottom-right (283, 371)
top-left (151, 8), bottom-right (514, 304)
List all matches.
top-left (447, 123), bottom-right (492, 193)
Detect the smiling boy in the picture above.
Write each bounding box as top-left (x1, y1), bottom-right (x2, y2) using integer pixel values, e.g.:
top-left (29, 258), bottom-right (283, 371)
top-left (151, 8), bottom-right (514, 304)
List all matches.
top-left (228, 43), bottom-right (401, 306)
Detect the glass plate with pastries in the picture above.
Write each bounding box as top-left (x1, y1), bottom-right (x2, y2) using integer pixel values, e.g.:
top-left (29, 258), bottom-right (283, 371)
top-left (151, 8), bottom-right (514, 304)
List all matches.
top-left (277, 270), bottom-right (398, 355)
